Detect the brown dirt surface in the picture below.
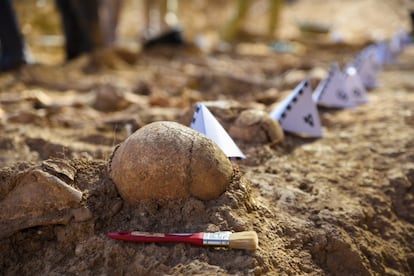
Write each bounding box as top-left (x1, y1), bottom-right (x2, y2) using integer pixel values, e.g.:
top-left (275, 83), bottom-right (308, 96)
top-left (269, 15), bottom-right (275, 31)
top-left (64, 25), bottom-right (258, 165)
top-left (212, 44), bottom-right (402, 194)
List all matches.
top-left (1, 0), bottom-right (414, 275)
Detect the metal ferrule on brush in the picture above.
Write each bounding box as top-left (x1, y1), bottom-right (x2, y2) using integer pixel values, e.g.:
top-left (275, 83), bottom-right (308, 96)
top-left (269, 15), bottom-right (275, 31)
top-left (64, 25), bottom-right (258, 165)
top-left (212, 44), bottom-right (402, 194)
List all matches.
top-left (202, 231), bottom-right (232, 246)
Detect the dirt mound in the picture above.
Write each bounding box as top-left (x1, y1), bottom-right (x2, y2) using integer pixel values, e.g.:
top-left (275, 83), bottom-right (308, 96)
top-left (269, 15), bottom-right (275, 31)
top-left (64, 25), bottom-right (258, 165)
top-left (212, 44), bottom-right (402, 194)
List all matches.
top-left (1, 0), bottom-right (414, 274)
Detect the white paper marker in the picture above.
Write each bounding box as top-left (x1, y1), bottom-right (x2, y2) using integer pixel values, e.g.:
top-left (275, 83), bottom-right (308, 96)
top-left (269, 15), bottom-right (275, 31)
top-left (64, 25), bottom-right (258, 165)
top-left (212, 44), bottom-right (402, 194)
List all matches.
top-left (270, 80), bottom-right (323, 137)
top-left (389, 31), bottom-right (405, 55)
top-left (397, 30), bottom-right (412, 48)
top-left (190, 103), bottom-right (246, 159)
top-left (344, 67), bottom-right (368, 105)
top-left (351, 46), bottom-right (381, 89)
top-left (375, 31), bottom-right (411, 66)
top-left (313, 63), bottom-right (355, 108)
top-left (375, 41), bottom-right (396, 66)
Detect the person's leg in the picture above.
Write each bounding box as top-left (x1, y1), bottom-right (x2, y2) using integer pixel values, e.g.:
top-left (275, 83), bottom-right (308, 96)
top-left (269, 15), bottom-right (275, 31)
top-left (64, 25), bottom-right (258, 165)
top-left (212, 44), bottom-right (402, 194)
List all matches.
top-left (143, 0), bottom-right (165, 39)
top-left (267, 0), bottom-right (283, 39)
top-left (56, 0), bottom-right (103, 60)
top-left (76, 0), bottom-right (104, 50)
top-left (0, 0), bottom-right (26, 71)
top-left (221, 0), bottom-right (250, 41)
top-left (164, 0), bottom-right (179, 29)
top-left (142, 0), bottom-right (185, 48)
top-left (159, 0), bottom-right (169, 32)
top-left (100, 0), bottom-right (123, 46)
top-left (56, 0), bottom-right (87, 60)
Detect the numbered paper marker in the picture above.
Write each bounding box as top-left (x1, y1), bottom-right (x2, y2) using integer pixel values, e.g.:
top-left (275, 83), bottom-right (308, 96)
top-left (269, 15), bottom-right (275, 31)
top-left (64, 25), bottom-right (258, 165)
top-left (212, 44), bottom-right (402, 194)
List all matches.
top-left (389, 30), bottom-right (408, 55)
top-left (313, 63), bottom-right (355, 108)
top-left (352, 46), bottom-right (380, 89)
top-left (375, 31), bottom-right (411, 66)
top-left (191, 103), bottom-right (246, 159)
top-left (375, 41), bottom-right (396, 65)
top-left (344, 67), bottom-right (368, 105)
top-left (270, 80), bottom-right (323, 137)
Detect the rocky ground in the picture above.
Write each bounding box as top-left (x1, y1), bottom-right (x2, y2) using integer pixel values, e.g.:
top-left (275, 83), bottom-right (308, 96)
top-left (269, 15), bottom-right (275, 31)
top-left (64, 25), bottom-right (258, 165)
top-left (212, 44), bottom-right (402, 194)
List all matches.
top-left (1, 0), bottom-right (414, 275)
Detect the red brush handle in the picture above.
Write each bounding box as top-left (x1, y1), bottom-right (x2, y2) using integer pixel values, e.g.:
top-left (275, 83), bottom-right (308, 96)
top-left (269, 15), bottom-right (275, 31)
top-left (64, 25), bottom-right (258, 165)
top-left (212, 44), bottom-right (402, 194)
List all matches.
top-left (108, 231), bottom-right (204, 246)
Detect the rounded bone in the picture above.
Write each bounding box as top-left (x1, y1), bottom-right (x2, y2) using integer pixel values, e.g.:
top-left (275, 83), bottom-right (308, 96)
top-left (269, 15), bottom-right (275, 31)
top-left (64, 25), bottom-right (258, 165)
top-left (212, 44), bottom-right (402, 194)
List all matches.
top-left (108, 121), bottom-right (234, 204)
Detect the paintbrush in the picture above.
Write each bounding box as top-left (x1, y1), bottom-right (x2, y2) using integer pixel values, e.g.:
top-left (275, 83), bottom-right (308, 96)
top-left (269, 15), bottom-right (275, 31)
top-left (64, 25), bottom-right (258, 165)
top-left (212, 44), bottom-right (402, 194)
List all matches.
top-left (107, 230), bottom-right (258, 251)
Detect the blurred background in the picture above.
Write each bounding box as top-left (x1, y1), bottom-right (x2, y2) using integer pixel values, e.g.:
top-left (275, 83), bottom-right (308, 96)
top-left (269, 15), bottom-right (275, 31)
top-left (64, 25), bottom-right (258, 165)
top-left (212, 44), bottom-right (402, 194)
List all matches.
top-left (11, 0), bottom-right (413, 65)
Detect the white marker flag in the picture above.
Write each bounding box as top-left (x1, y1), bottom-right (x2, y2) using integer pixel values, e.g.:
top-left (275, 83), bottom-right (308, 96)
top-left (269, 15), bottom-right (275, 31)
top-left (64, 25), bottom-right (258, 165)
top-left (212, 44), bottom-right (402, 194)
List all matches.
top-left (190, 103), bottom-right (246, 159)
top-left (375, 41), bottom-right (396, 65)
top-left (344, 67), bottom-right (369, 105)
top-left (389, 30), bottom-right (406, 55)
top-left (313, 63), bottom-right (355, 108)
top-left (375, 31), bottom-right (411, 66)
top-left (351, 46), bottom-right (381, 89)
top-left (270, 80), bottom-right (323, 137)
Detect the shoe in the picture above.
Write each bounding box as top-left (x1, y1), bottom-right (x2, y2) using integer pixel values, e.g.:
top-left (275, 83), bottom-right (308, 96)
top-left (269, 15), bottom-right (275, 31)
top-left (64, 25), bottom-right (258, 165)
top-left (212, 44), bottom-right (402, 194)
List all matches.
top-left (0, 54), bottom-right (26, 72)
top-left (143, 28), bottom-right (186, 49)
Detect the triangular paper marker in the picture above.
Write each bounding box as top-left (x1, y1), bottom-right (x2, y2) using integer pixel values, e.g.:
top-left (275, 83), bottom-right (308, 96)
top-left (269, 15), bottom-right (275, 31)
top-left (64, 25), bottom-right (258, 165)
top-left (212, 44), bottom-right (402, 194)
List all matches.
top-left (344, 67), bottom-right (368, 105)
top-left (397, 30), bottom-right (412, 48)
top-left (389, 31), bottom-right (405, 55)
top-left (375, 31), bottom-right (411, 65)
top-left (270, 80), bottom-right (323, 137)
top-left (375, 41), bottom-right (397, 65)
top-left (313, 63), bottom-right (355, 108)
top-left (351, 46), bottom-right (381, 89)
top-left (190, 103), bottom-right (246, 159)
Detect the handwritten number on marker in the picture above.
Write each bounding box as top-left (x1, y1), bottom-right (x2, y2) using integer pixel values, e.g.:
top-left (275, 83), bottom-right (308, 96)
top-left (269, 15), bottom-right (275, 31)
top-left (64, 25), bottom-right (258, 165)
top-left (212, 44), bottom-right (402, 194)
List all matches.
top-left (337, 90), bottom-right (348, 101)
top-left (303, 114), bottom-right (314, 127)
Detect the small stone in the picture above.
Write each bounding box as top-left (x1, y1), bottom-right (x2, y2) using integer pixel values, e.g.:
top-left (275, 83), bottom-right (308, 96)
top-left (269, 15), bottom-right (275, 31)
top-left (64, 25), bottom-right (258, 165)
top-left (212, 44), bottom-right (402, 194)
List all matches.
top-left (71, 207), bottom-right (93, 222)
top-left (109, 199), bottom-right (123, 216)
top-left (229, 109), bottom-right (284, 144)
top-left (92, 84), bottom-right (131, 112)
top-left (283, 69), bottom-right (307, 89)
top-left (0, 167), bottom-right (82, 238)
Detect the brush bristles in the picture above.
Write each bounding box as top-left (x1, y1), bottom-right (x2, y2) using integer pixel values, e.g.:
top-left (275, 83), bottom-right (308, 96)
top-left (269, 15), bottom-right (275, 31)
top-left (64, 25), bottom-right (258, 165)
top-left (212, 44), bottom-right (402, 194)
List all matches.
top-left (229, 231), bottom-right (258, 251)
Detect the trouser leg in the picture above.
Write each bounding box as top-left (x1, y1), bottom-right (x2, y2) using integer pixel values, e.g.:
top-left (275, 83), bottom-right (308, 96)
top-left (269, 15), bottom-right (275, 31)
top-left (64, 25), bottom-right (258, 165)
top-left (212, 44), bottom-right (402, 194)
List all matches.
top-left (55, 0), bottom-right (103, 60)
top-left (0, 0), bottom-right (25, 70)
top-left (268, 0), bottom-right (283, 39)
